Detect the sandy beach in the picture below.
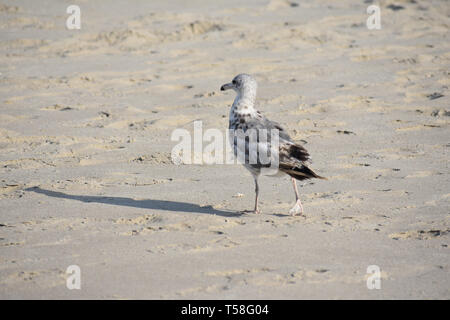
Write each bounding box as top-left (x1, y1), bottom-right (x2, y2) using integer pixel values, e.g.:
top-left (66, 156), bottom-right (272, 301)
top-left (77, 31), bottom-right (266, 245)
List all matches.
top-left (0, 0), bottom-right (449, 299)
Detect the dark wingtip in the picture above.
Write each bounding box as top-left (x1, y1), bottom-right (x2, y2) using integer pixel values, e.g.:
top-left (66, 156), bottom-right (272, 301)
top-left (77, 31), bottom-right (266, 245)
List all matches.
top-left (281, 164), bottom-right (327, 181)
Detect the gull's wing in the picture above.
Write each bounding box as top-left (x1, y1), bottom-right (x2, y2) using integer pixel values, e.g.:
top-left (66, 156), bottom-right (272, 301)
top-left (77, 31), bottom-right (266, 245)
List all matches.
top-left (232, 115), bottom-right (325, 180)
top-left (232, 115), bottom-right (309, 166)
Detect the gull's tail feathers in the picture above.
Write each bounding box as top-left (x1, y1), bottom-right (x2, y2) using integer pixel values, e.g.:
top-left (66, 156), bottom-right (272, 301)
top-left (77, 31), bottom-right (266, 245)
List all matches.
top-left (279, 163), bottom-right (327, 181)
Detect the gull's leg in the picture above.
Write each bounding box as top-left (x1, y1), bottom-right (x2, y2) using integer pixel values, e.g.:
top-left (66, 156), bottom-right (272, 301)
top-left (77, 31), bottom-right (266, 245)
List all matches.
top-left (253, 175), bottom-right (260, 214)
top-left (289, 177), bottom-right (303, 216)
top-left (239, 175), bottom-right (260, 214)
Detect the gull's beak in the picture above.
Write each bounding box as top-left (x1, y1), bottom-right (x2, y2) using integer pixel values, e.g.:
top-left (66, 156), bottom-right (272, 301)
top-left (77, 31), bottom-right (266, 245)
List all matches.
top-left (220, 82), bottom-right (233, 91)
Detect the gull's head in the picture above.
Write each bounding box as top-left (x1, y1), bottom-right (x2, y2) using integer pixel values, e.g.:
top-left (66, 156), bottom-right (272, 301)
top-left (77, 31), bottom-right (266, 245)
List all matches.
top-left (220, 74), bottom-right (257, 96)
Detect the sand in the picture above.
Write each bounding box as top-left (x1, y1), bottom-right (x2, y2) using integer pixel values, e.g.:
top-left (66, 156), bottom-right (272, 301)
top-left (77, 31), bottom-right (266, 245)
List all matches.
top-left (0, 0), bottom-right (449, 299)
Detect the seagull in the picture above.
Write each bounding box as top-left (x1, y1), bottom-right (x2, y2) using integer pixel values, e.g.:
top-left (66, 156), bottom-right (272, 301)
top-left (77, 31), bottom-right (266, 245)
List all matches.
top-left (220, 73), bottom-right (326, 215)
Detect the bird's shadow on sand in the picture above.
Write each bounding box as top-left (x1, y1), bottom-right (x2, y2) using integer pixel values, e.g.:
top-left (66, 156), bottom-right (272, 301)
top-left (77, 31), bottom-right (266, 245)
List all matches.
top-left (26, 187), bottom-right (242, 217)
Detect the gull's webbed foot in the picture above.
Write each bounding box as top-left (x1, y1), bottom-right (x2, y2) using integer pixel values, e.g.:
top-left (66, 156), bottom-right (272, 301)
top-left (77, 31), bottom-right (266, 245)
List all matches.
top-left (289, 200), bottom-right (303, 216)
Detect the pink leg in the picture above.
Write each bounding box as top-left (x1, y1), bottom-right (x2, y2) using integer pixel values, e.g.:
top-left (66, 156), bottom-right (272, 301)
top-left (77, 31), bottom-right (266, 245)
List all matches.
top-left (289, 178), bottom-right (303, 215)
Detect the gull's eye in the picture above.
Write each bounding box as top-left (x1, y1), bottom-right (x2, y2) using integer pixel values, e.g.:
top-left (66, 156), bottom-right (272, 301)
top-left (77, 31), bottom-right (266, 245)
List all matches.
top-left (232, 80), bottom-right (237, 85)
